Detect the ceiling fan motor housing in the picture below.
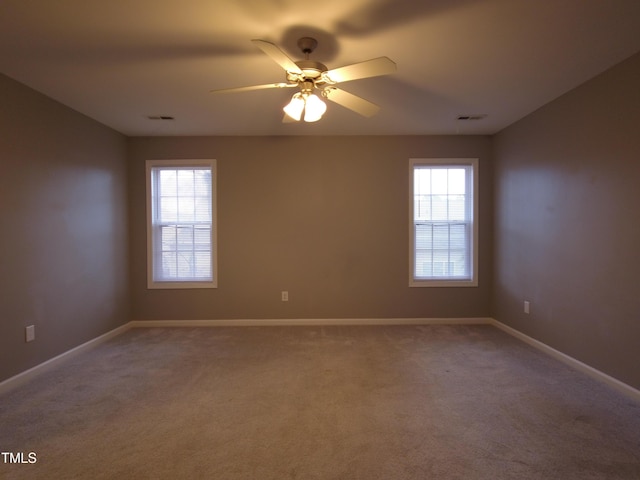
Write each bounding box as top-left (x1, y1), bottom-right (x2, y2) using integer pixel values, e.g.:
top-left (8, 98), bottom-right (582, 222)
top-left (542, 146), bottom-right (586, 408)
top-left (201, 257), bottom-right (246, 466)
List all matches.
top-left (285, 37), bottom-right (329, 87)
top-left (290, 60), bottom-right (327, 80)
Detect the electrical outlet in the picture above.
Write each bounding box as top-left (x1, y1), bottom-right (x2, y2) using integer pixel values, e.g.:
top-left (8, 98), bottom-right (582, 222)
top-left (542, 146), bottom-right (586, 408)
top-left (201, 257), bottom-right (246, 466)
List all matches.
top-left (25, 325), bottom-right (35, 342)
top-left (524, 301), bottom-right (530, 314)
top-left (281, 291), bottom-right (289, 302)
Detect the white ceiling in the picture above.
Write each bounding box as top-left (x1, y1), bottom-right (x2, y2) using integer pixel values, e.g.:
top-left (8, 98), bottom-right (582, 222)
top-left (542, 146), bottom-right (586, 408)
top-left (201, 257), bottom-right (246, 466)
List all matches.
top-left (1, 0), bottom-right (639, 136)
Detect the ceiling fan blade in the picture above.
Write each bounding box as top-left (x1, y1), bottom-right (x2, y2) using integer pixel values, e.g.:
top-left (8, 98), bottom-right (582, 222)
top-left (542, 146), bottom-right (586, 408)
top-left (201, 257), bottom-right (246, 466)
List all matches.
top-left (210, 82), bottom-right (296, 94)
top-left (323, 87), bottom-right (380, 117)
top-left (251, 39), bottom-right (303, 74)
top-left (324, 57), bottom-right (396, 83)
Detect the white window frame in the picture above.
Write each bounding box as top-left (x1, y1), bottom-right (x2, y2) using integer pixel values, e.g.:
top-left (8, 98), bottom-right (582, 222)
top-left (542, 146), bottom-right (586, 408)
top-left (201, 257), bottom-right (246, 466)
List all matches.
top-left (409, 158), bottom-right (478, 287)
top-left (146, 159), bottom-right (217, 289)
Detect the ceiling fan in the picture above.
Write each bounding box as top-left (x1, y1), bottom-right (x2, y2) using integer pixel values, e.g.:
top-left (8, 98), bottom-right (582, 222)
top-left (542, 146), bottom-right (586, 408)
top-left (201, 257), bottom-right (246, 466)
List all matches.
top-left (210, 37), bottom-right (397, 123)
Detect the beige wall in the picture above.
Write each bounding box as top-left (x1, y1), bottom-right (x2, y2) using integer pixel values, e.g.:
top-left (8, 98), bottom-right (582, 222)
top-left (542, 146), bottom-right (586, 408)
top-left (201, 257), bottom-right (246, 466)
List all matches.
top-left (0, 74), bottom-right (129, 382)
top-left (128, 135), bottom-right (493, 321)
top-left (492, 52), bottom-right (640, 389)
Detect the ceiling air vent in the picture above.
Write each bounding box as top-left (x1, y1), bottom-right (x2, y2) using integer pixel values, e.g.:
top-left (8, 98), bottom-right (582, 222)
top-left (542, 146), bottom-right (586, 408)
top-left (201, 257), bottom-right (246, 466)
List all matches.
top-left (456, 114), bottom-right (487, 121)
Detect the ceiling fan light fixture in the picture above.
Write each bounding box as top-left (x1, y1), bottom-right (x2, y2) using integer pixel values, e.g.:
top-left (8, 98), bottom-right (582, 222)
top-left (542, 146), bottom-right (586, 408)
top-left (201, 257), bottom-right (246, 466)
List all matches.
top-left (283, 92), bottom-right (327, 123)
top-left (303, 93), bottom-right (326, 122)
top-left (283, 93), bottom-right (305, 121)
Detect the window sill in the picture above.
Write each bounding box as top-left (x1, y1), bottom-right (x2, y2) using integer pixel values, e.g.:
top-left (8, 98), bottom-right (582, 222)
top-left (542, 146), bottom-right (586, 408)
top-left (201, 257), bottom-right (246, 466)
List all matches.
top-left (410, 279), bottom-right (478, 287)
top-left (147, 281), bottom-right (217, 289)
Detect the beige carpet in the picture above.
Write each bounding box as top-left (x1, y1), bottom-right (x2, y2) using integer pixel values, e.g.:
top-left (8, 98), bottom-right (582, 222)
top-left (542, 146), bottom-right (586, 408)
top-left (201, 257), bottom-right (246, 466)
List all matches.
top-left (1, 324), bottom-right (639, 479)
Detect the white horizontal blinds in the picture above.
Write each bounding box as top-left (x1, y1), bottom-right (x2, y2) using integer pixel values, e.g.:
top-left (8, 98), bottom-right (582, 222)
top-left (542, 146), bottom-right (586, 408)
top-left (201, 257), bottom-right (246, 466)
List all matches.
top-left (413, 165), bottom-right (472, 280)
top-left (151, 166), bottom-right (213, 282)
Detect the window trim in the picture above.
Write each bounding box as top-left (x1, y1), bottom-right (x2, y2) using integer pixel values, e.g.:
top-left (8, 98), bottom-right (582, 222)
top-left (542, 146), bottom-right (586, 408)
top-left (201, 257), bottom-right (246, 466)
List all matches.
top-left (409, 158), bottom-right (478, 287)
top-left (145, 159), bottom-right (217, 289)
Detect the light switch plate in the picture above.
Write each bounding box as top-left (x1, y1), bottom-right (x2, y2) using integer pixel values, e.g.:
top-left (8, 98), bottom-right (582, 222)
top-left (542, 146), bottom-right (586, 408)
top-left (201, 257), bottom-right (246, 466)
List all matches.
top-left (25, 325), bottom-right (35, 342)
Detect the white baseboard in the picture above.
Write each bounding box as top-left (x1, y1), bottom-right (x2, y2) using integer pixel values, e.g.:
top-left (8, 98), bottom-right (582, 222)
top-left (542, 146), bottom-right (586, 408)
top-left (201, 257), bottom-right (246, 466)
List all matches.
top-left (0, 323), bottom-right (132, 395)
top-left (129, 317), bottom-right (494, 328)
top-left (491, 319), bottom-right (640, 403)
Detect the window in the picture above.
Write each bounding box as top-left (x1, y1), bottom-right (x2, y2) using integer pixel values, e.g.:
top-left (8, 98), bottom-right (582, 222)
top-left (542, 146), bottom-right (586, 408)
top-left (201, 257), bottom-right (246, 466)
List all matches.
top-left (409, 158), bottom-right (478, 287)
top-left (146, 159), bottom-right (216, 289)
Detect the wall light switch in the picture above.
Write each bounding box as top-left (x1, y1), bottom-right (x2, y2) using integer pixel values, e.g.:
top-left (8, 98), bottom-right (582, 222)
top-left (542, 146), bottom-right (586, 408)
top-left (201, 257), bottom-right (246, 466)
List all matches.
top-left (524, 301), bottom-right (530, 315)
top-left (25, 325), bottom-right (35, 342)
top-left (281, 291), bottom-right (289, 302)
